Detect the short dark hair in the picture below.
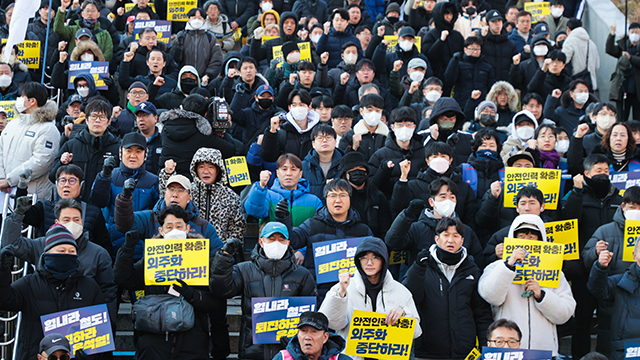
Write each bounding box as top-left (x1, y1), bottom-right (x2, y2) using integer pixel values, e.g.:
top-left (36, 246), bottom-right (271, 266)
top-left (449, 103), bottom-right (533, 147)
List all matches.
top-left (355, 59), bottom-right (375, 73)
top-left (81, 0), bottom-right (100, 11)
top-left (523, 92), bottom-right (544, 106)
top-left (141, 27), bottom-right (157, 37)
top-left (310, 124), bottom-right (336, 140)
top-left (323, 178), bottom-right (352, 198)
top-left (190, 87), bottom-right (211, 98)
top-left (359, 93), bottom-right (384, 109)
top-left (424, 141), bottom-right (454, 159)
top-left (429, 177), bottom-right (458, 197)
top-left (535, 124), bottom-right (556, 140)
top-left (628, 120), bottom-right (640, 133)
top-left (277, 153), bottom-right (303, 169)
top-left (569, 79), bottom-right (590, 93)
top-left (583, 154), bottom-right (610, 173)
top-left (341, 41), bottom-right (359, 52)
top-left (20, 82), bottom-right (48, 107)
top-left (593, 102), bottom-right (618, 117)
top-left (515, 186), bottom-right (544, 206)
top-left (624, 186), bottom-right (640, 206)
top-left (331, 105), bottom-right (353, 119)
top-left (516, 10), bottom-right (531, 20)
top-left (549, 0), bottom-right (564, 5)
top-left (288, 89), bottom-right (312, 106)
top-left (602, 122), bottom-right (635, 154)
top-left (487, 319), bottom-right (522, 341)
top-left (354, 25), bottom-right (370, 35)
top-left (158, 205), bottom-right (190, 225)
top-left (187, 7), bottom-right (205, 17)
top-left (390, 106), bottom-right (417, 124)
top-left (567, 18), bottom-right (582, 31)
top-left (56, 164), bottom-right (84, 182)
top-left (464, 36), bottom-right (483, 48)
top-left (312, 95), bottom-right (333, 109)
top-left (424, 76), bottom-right (443, 88)
top-left (471, 128), bottom-right (502, 153)
top-left (238, 56), bottom-right (258, 70)
top-left (332, 8), bottom-right (349, 21)
top-left (146, 48), bottom-right (165, 62)
top-left (298, 61), bottom-right (316, 72)
top-left (54, 198), bottom-right (83, 220)
top-left (182, 94), bottom-right (208, 117)
top-left (85, 99), bottom-right (113, 119)
top-left (435, 217), bottom-right (464, 237)
top-left (630, 22), bottom-right (640, 31)
top-left (548, 49), bottom-right (566, 63)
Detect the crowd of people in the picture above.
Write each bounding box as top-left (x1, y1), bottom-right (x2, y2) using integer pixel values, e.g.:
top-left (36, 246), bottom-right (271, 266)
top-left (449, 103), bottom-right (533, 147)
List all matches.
top-left (0, 0), bottom-right (639, 359)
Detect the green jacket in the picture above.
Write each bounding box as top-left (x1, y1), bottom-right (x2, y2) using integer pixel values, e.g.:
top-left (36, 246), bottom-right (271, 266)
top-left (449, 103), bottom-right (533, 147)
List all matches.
top-left (53, 11), bottom-right (113, 61)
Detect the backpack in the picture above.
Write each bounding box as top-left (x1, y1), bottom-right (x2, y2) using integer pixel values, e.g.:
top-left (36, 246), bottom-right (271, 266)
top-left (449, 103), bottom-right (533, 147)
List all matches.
top-left (461, 163), bottom-right (505, 196)
top-left (132, 294), bottom-right (195, 334)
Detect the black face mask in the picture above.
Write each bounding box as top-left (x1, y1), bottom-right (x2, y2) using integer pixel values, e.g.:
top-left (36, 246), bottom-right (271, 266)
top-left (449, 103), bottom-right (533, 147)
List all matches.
top-left (258, 98), bottom-right (273, 109)
top-left (387, 16), bottom-right (398, 24)
top-left (348, 169), bottom-right (367, 186)
top-left (584, 173), bottom-right (611, 199)
top-left (479, 114), bottom-right (496, 127)
top-left (556, 40), bottom-right (565, 49)
top-left (42, 253), bottom-right (79, 280)
top-left (465, 7), bottom-right (476, 15)
top-left (181, 78), bottom-right (198, 94)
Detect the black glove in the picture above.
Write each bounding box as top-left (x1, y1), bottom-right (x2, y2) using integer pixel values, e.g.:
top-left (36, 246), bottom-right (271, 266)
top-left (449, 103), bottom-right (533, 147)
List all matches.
top-left (0, 246), bottom-right (14, 271)
top-left (13, 196), bottom-right (31, 216)
top-left (74, 349), bottom-right (92, 360)
top-left (405, 199), bottom-right (426, 220)
top-left (221, 238), bottom-right (242, 256)
top-left (274, 198), bottom-right (289, 219)
top-left (122, 178), bottom-right (137, 199)
top-left (174, 278), bottom-right (195, 302)
top-left (124, 230), bottom-right (142, 249)
top-left (446, 132), bottom-right (459, 147)
top-left (102, 156), bottom-right (117, 178)
top-left (416, 249), bottom-right (429, 267)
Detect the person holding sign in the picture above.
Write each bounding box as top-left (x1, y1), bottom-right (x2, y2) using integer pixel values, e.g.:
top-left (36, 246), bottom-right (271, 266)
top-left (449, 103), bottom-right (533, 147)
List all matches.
top-left (114, 0), bottom-right (160, 32)
top-left (251, 12), bottom-right (299, 64)
top-left (210, 222), bottom-right (317, 360)
top-left (54, 0), bottom-right (114, 61)
top-left (478, 214), bottom-right (576, 356)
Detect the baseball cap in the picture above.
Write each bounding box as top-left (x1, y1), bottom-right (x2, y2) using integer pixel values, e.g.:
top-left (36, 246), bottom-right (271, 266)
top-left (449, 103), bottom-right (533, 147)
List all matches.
top-left (67, 94), bottom-right (85, 106)
top-left (398, 26), bottom-right (415, 38)
top-left (255, 85), bottom-right (274, 97)
top-left (407, 58), bottom-right (427, 70)
top-left (261, 222), bottom-right (289, 239)
top-left (166, 174), bottom-right (191, 190)
top-left (126, 15), bottom-right (136, 24)
top-left (514, 222), bottom-right (541, 233)
top-left (486, 9), bottom-right (504, 22)
top-left (135, 101), bottom-right (157, 115)
top-left (533, 23), bottom-right (550, 36)
top-left (39, 333), bottom-right (71, 355)
top-left (297, 311), bottom-right (329, 331)
top-left (506, 150), bottom-right (535, 167)
top-left (75, 28), bottom-right (94, 40)
top-left (121, 132), bottom-right (147, 149)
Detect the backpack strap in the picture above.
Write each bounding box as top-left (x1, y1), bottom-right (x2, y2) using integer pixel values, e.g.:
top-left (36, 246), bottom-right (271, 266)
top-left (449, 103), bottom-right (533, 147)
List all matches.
top-left (279, 350), bottom-right (294, 360)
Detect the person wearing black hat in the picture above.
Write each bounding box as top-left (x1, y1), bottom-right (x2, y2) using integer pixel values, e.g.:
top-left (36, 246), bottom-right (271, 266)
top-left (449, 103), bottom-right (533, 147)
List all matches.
top-left (111, 82), bottom-right (150, 137)
top-left (509, 35), bottom-right (553, 97)
top-left (372, 3), bottom-right (400, 37)
top-left (0, 225), bottom-right (105, 360)
top-left (373, 26), bottom-right (432, 89)
top-left (421, 2), bottom-right (465, 80)
top-left (273, 311), bottom-right (353, 360)
top-left (482, 9), bottom-right (518, 82)
top-left (251, 12), bottom-right (300, 64)
top-left (38, 333), bottom-right (72, 360)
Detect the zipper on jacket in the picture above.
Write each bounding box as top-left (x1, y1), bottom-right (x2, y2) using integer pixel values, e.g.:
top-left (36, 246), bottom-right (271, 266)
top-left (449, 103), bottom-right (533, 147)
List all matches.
top-left (206, 186), bottom-right (212, 218)
top-left (439, 278), bottom-right (443, 295)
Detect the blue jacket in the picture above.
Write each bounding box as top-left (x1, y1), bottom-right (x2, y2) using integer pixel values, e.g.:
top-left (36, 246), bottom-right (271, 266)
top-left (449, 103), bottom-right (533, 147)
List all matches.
top-left (272, 333), bottom-right (352, 360)
top-left (508, 29), bottom-right (532, 54)
top-left (363, 0), bottom-right (384, 22)
top-left (0, 81), bottom-right (19, 101)
top-left (246, 142), bottom-right (277, 188)
top-left (230, 95), bottom-right (279, 144)
top-left (91, 163), bottom-right (160, 256)
top-left (139, 127), bottom-right (163, 175)
top-left (302, 149), bottom-right (343, 199)
top-left (316, 27), bottom-right (363, 69)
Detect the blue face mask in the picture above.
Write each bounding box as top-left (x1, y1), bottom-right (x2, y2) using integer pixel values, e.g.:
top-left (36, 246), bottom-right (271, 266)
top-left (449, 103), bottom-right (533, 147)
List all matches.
top-left (42, 253), bottom-right (79, 280)
top-left (476, 149), bottom-right (500, 161)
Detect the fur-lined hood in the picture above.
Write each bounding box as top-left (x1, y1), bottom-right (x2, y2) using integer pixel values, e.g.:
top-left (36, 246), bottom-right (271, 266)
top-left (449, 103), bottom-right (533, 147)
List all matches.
top-left (21, 100), bottom-right (58, 125)
top-left (487, 81), bottom-right (518, 112)
top-left (159, 108), bottom-right (212, 139)
top-left (70, 40), bottom-right (106, 62)
top-left (0, 54), bottom-right (28, 73)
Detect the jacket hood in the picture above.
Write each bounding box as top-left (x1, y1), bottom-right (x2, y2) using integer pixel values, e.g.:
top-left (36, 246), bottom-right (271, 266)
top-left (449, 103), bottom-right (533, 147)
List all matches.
top-left (285, 110), bottom-right (320, 134)
top-left (614, 206), bottom-right (626, 228)
top-left (432, 2), bottom-right (458, 31)
top-left (507, 214), bottom-right (548, 240)
top-left (353, 119), bottom-right (389, 136)
top-left (0, 54), bottom-right (28, 72)
top-left (70, 40), bottom-right (106, 62)
top-left (22, 100), bottom-right (57, 125)
top-left (222, 51), bottom-right (242, 80)
top-left (285, 332), bottom-right (346, 359)
top-left (567, 27), bottom-right (589, 42)
top-left (487, 81), bottom-right (519, 111)
top-left (354, 237), bottom-right (389, 282)
top-left (531, 34), bottom-right (552, 48)
top-left (429, 97), bottom-right (466, 126)
top-left (270, 177), bottom-right (313, 198)
top-left (560, 89), bottom-right (599, 108)
top-left (190, 147), bottom-right (227, 185)
top-left (159, 108), bottom-right (212, 140)
top-left (511, 109), bottom-right (538, 129)
top-left (261, 10), bottom-right (280, 28)
top-left (177, 65), bottom-right (201, 93)
top-left (73, 73), bottom-right (97, 98)
top-left (279, 12), bottom-right (299, 42)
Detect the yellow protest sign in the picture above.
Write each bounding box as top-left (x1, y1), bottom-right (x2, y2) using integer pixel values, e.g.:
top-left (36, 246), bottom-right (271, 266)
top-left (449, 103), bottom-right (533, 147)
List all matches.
top-left (1, 39), bottom-right (41, 69)
top-left (144, 238), bottom-right (209, 286)
top-left (503, 238), bottom-right (564, 288)
top-left (345, 310), bottom-right (416, 360)
top-left (383, 36), bottom-right (422, 53)
top-left (262, 35), bottom-right (279, 44)
top-left (167, 0), bottom-right (197, 21)
top-left (0, 101), bottom-right (16, 122)
top-left (389, 250), bottom-right (408, 265)
top-left (224, 156), bottom-right (251, 187)
top-left (623, 220), bottom-right (640, 262)
top-left (272, 42), bottom-right (312, 68)
top-left (544, 219), bottom-right (579, 260)
top-left (125, 3), bottom-right (155, 12)
top-left (503, 167), bottom-right (561, 210)
top-left (525, 2), bottom-right (550, 22)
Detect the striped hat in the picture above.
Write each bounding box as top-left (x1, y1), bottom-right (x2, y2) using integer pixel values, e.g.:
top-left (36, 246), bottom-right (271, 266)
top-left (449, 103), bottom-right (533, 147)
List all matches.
top-left (44, 224), bottom-right (77, 252)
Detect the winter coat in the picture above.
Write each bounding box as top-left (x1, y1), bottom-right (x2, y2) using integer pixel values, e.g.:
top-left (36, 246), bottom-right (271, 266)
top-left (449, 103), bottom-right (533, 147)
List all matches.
top-left (293, 0), bottom-right (329, 24)
top-left (118, 60), bottom-right (177, 97)
top-left (150, 65), bottom-right (200, 110)
top-left (404, 244), bottom-right (492, 359)
top-left (0, 79), bottom-right (19, 100)
top-left (273, 333), bottom-right (352, 360)
top-left (500, 110), bottom-right (539, 164)
top-left (0, 100), bottom-right (59, 201)
top-left (138, 128), bottom-right (163, 175)
top-left (316, 26), bottom-right (362, 69)
top-left (421, 2), bottom-right (465, 79)
top-left (543, 92), bottom-right (596, 132)
top-left (0, 254), bottom-right (104, 360)
top-left (210, 245), bottom-right (316, 360)
top-left (444, 52), bottom-right (496, 108)
top-left (423, 98), bottom-right (474, 167)
top-left (302, 149), bottom-right (343, 199)
top-left (486, 81), bottom-right (519, 127)
top-left (230, 96), bottom-right (280, 145)
top-left (368, 132), bottom-right (426, 197)
top-left (483, 31), bottom-right (518, 82)
top-left (348, 185), bottom-right (391, 239)
top-left (363, 0), bottom-right (384, 20)
top-left (606, 34), bottom-right (640, 102)
top-left (220, 0), bottom-right (256, 26)
top-left (123, 43), bottom-right (180, 81)
top-left (113, 4), bottom-right (160, 32)
top-left (220, 69), bottom-right (269, 105)
top-left (508, 29), bottom-right (532, 54)
top-left (159, 108), bottom-right (236, 179)
top-left (545, 16), bottom-right (569, 41)
top-left (244, 178), bottom-right (323, 226)
top-left (527, 67), bottom-right (572, 99)
top-left (478, 215), bottom-right (576, 356)
top-left (373, 43), bottom-right (431, 89)
top-left (25, 17), bottom-right (59, 69)
top-left (250, 12), bottom-right (300, 63)
top-left (172, 27), bottom-right (223, 78)
top-left (53, 11), bottom-right (113, 61)
top-left (562, 27), bottom-right (600, 90)
top-left (49, 129), bottom-right (121, 201)
top-left (333, 76), bottom-right (395, 113)
top-left (338, 120), bottom-right (389, 162)
top-left (206, 14), bottom-right (235, 52)
top-left (260, 111), bottom-right (321, 162)
top-left (565, 134), bottom-right (601, 175)
top-left (582, 207), bottom-right (632, 276)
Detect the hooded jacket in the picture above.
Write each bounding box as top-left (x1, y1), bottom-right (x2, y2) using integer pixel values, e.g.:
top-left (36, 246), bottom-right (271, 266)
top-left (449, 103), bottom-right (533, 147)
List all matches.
top-left (0, 252), bottom-right (105, 360)
top-left (172, 24), bottom-right (223, 78)
top-left (543, 91), bottom-right (597, 132)
top-left (210, 244), bottom-right (316, 360)
top-left (583, 207), bottom-right (632, 276)
top-left (508, 35), bottom-right (549, 95)
top-left (273, 332), bottom-right (351, 360)
top-left (316, 26), bottom-right (363, 69)
top-left (368, 132), bottom-right (426, 197)
top-left (424, 97), bottom-right (474, 166)
top-left (50, 41), bottom-right (106, 96)
top-left (151, 65), bottom-right (198, 110)
top-left (207, 13), bottom-right (235, 51)
top-left (508, 28), bottom-right (533, 54)
top-left (251, 12), bottom-right (300, 63)
top-left (0, 100), bottom-right (59, 201)
top-left (338, 119), bottom-right (389, 162)
top-left (53, 11), bottom-right (113, 61)
top-left (260, 110), bottom-right (321, 162)
top-left (421, 2), bottom-right (465, 79)
top-left (483, 30), bottom-right (518, 82)
top-left (487, 81), bottom-right (519, 127)
top-left (230, 92), bottom-right (281, 145)
top-left (320, 237), bottom-right (421, 360)
top-left (373, 41), bottom-right (432, 89)
top-left (500, 109), bottom-right (539, 164)
top-left (606, 33), bottom-right (640, 102)
top-left (562, 27), bottom-right (600, 90)
top-left (209, 51), bottom-right (242, 100)
top-left (478, 214), bottom-right (576, 356)
top-left (444, 52), bottom-right (496, 109)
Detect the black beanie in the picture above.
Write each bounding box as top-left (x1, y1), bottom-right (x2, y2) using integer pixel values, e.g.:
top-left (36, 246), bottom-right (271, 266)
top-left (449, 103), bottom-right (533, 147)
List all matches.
top-left (282, 41), bottom-right (299, 58)
top-left (339, 151), bottom-right (369, 178)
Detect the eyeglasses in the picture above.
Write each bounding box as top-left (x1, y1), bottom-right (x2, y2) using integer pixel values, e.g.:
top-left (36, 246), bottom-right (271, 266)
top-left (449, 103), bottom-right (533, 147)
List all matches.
top-left (466, 47), bottom-right (482, 53)
top-left (130, 91), bottom-right (147, 97)
top-left (393, 122), bottom-right (416, 129)
top-left (314, 135), bottom-right (335, 142)
top-left (166, 187), bottom-right (187, 194)
top-left (88, 114), bottom-right (109, 122)
top-left (57, 177), bottom-right (78, 185)
top-left (488, 339), bottom-right (520, 348)
top-left (326, 193), bottom-right (349, 200)
top-left (48, 354), bottom-right (70, 360)
top-left (359, 255), bottom-right (382, 263)
top-left (333, 118), bottom-right (352, 124)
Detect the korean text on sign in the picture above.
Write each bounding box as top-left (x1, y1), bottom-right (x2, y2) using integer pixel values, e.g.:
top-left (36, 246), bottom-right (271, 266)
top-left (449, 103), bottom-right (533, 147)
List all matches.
top-left (503, 167), bottom-right (561, 210)
top-left (503, 238), bottom-right (564, 288)
top-left (482, 347), bottom-right (553, 360)
top-left (345, 310), bottom-right (416, 360)
top-left (0, 101), bottom-right (16, 122)
top-left (524, 2), bottom-right (550, 23)
top-left (1, 39), bottom-right (41, 69)
top-left (40, 304), bottom-right (114, 355)
top-left (68, 61), bottom-right (110, 90)
top-left (623, 220), bottom-right (640, 262)
top-left (610, 172), bottom-right (640, 193)
top-left (383, 36), bottom-right (422, 53)
top-left (272, 42), bottom-right (312, 68)
top-left (544, 219), bottom-right (579, 260)
top-left (167, 0), bottom-right (197, 21)
top-left (144, 238), bottom-right (209, 286)
top-left (133, 20), bottom-right (171, 45)
top-left (224, 156), bottom-right (251, 187)
top-left (625, 342), bottom-right (640, 359)
top-left (312, 237), bottom-right (365, 284)
top-left (251, 297), bottom-right (317, 344)
top-left (389, 250), bottom-right (408, 265)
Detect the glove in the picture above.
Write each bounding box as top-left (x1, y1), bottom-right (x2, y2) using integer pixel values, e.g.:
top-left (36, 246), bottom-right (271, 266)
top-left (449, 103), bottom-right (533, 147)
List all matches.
top-left (74, 349), bottom-right (92, 360)
top-left (13, 196), bottom-right (31, 216)
top-left (174, 278), bottom-right (195, 302)
top-left (102, 156), bottom-right (117, 178)
top-left (274, 198), bottom-right (289, 219)
top-left (416, 248), bottom-right (429, 267)
top-left (269, 58), bottom-right (280, 70)
top-left (124, 230), bottom-right (142, 249)
top-left (405, 199), bottom-right (426, 220)
top-left (253, 27), bottom-right (265, 40)
top-left (122, 178), bottom-right (137, 199)
top-left (221, 238), bottom-right (242, 256)
top-left (17, 168), bottom-right (31, 189)
top-left (446, 132), bottom-right (459, 147)
top-left (0, 246), bottom-right (14, 271)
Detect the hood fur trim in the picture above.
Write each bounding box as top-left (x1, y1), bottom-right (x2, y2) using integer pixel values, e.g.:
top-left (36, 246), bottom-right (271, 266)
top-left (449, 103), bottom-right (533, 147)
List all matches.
top-left (71, 40), bottom-right (106, 62)
top-left (159, 108), bottom-right (212, 136)
top-left (25, 100), bottom-right (58, 124)
top-left (487, 81), bottom-right (519, 111)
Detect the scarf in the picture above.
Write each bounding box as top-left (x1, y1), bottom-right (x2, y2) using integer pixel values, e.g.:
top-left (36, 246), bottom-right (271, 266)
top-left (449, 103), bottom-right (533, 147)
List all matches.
top-left (539, 149), bottom-right (560, 169)
top-left (613, 150), bottom-right (627, 163)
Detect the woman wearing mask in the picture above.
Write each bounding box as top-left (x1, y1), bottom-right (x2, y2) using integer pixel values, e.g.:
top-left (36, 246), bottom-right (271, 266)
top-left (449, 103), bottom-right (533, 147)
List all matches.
top-left (463, 100), bottom-right (509, 143)
top-left (543, 79), bottom-right (597, 132)
top-left (500, 110), bottom-right (539, 163)
top-left (463, 127), bottom-right (504, 201)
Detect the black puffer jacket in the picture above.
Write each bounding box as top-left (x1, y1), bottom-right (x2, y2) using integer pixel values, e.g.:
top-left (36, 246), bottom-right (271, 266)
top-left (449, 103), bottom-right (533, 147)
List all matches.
top-left (425, 97), bottom-right (473, 167)
top-left (209, 245), bottom-right (316, 360)
top-left (582, 206), bottom-right (630, 276)
top-left (482, 31), bottom-right (518, 82)
top-left (349, 184), bottom-right (392, 239)
top-left (220, 0), bottom-right (256, 26)
top-left (368, 132), bottom-right (426, 197)
top-left (444, 52), bottom-right (496, 108)
top-left (338, 119), bottom-right (389, 162)
top-left (420, 2), bottom-right (464, 79)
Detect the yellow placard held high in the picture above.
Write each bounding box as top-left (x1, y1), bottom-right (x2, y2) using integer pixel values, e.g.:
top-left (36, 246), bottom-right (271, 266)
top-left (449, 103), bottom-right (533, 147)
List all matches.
top-left (544, 219), bottom-right (579, 260)
top-left (503, 238), bottom-right (564, 288)
top-left (383, 35), bottom-right (422, 53)
top-left (0, 101), bottom-right (16, 122)
top-left (503, 167), bottom-right (561, 210)
top-left (345, 310), bottom-right (416, 360)
top-left (524, 2), bottom-right (550, 22)
top-left (623, 220), bottom-right (640, 262)
top-left (272, 42), bottom-right (312, 68)
top-left (224, 156), bottom-right (251, 187)
top-left (2, 39), bottom-right (41, 69)
top-left (262, 35), bottom-right (279, 44)
top-left (167, 0), bottom-right (197, 21)
top-left (144, 238), bottom-right (209, 286)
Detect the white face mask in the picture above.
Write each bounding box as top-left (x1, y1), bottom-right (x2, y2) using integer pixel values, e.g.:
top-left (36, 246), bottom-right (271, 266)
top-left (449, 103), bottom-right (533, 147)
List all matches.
top-left (409, 71), bottom-right (424, 83)
top-left (62, 221), bottom-right (84, 240)
top-left (343, 53), bottom-right (357, 65)
top-left (630, 33), bottom-right (640, 44)
top-left (164, 229), bottom-right (188, 239)
top-left (262, 240), bottom-right (289, 260)
top-left (286, 52), bottom-right (301, 64)
top-left (425, 90), bottom-right (441, 103)
top-left (291, 106), bottom-right (308, 121)
top-left (398, 39), bottom-right (413, 52)
top-left (310, 34), bottom-right (322, 44)
top-left (428, 157), bottom-right (449, 174)
top-left (190, 19), bottom-right (204, 29)
top-left (597, 115), bottom-right (615, 131)
top-left (15, 97), bottom-right (27, 113)
top-left (433, 199), bottom-right (456, 218)
top-left (0, 75), bottom-right (11, 88)
top-left (574, 92), bottom-right (589, 105)
top-left (551, 7), bottom-right (563, 18)
top-left (516, 125), bottom-right (535, 140)
top-left (261, 2), bottom-right (273, 11)
top-left (80, 53), bottom-right (94, 61)
top-left (556, 139), bottom-right (570, 153)
top-left (532, 44), bottom-right (548, 57)
top-left (394, 126), bottom-right (414, 142)
top-left (361, 110), bottom-right (381, 127)
top-left (77, 87), bottom-right (90, 98)
top-left (626, 209), bottom-right (640, 221)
